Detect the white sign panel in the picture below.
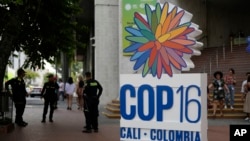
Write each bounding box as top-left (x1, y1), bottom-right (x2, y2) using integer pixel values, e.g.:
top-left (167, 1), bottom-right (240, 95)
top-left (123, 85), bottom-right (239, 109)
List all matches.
top-left (120, 74), bottom-right (207, 141)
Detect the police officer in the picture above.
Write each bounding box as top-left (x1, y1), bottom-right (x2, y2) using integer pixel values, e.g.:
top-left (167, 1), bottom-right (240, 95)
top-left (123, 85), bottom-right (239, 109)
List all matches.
top-left (5, 68), bottom-right (28, 127)
top-left (82, 72), bottom-right (103, 133)
top-left (41, 74), bottom-right (59, 123)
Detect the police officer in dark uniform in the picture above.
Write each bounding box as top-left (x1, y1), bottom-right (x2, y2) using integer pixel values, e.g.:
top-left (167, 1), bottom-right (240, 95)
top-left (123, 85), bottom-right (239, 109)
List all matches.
top-left (41, 74), bottom-right (59, 123)
top-left (5, 68), bottom-right (28, 127)
top-left (82, 72), bottom-right (103, 133)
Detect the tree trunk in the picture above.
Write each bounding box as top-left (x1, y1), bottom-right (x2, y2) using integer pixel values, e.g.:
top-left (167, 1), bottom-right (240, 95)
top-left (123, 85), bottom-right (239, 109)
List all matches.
top-left (0, 34), bottom-right (15, 91)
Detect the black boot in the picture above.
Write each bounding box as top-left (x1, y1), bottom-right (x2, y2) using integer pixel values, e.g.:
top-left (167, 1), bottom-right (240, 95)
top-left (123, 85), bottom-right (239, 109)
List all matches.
top-left (49, 115), bottom-right (53, 122)
top-left (41, 116), bottom-right (46, 123)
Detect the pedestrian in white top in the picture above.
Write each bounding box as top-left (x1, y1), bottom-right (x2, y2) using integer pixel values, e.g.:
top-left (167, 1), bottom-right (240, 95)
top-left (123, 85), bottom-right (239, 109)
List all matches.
top-left (65, 77), bottom-right (76, 110)
top-left (241, 72), bottom-right (250, 120)
top-left (58, 78), bottom-right (65, 101)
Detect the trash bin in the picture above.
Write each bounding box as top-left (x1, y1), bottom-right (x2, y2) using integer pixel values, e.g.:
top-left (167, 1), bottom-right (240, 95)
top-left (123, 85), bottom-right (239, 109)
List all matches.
top-left (0, 91), bottom-right (14, 134)
top-left (0, 92), bottom-right (9, 112)
top-left (0, 92), bottom-right (13, 125)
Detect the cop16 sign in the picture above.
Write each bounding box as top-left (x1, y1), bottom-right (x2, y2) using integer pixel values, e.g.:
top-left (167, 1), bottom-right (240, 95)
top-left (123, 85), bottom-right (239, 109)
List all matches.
top-left (119, 74), bottom-right (207, 141)
top-left (120, 84), bottom-right (201, 123)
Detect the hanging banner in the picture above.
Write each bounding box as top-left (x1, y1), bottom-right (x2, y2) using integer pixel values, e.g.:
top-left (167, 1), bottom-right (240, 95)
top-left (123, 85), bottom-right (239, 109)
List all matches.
top-left (122, 0), bottom-right (158, 55)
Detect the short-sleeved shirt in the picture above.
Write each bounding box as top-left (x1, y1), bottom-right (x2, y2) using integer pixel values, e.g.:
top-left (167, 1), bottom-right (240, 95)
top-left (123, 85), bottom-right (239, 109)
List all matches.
top-left (84, 79), bottom-right (103, 98)
top-left (65, 83), bottom-right (76, 95)
top-left (5, 77), bottom-right (27, 102)
top-left (41, 82), bottom-right (59, 100)
top-left (225, 75), bottom-right (235, 85)
top-left (241, 80), bottom-right (247, 93)
top-left (59, 82), bottom-right (64, 92)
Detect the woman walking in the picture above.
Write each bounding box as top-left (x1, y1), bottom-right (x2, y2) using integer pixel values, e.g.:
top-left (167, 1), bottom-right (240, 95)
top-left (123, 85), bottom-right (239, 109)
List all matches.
top-left (65, 77), bottom-right (76, 110)
top-left (76, 75), bottom-right (84, 110)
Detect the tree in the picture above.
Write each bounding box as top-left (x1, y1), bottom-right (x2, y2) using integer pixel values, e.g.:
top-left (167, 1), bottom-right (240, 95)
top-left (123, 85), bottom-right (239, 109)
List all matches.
top-left (0, 0), bottom-right (86, 90)
top-left (24, 69), bottom-right (40, 86)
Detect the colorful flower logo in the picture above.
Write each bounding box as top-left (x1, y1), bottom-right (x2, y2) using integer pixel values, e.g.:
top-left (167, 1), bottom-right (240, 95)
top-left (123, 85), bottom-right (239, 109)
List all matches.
top-left (124, 2), bottom-right (198, 78)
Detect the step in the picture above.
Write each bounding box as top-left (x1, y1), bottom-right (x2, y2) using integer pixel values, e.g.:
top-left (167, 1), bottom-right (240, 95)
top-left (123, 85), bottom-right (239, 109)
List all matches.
top-left (207, 103), bottom-right (243, 109)
top-left (208, 93), bottom-right (243, 97)
top-left (207, 98), bottom-right (245, 103)
top-left (112, 99), bottom-right (120, 104)
top-left (102, 112), bottom-right (120, 119)
top-left (107, 103), bottom-right (120, 108)
top-left (207, 108), bottom-right (243, 114)
top-left (207, 113), bottom-right (246, 119)
top-left (105, 106), bottom-right (120, 113)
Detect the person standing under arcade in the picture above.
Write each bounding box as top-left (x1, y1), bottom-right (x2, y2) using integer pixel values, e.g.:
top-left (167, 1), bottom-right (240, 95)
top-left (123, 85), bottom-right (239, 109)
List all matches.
top-left (5, 68), bottom-right (29, 127)
top-left (41, 74), bottom-right (59, 123)
top-left (82, 72), bottom-right (103, 133)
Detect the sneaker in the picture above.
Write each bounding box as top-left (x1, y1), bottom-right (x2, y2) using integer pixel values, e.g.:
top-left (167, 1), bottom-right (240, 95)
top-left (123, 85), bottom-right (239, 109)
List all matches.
top-left (224, 105), bottom-right (227, 109)
top-left (244, 117), bottom-right (249, 121)
top-left (230, 106), bottom-right (234, 109)
top-left (49, 119), bottom-right (53, 122)
top-left (41, 119), bottom-right (46, 123)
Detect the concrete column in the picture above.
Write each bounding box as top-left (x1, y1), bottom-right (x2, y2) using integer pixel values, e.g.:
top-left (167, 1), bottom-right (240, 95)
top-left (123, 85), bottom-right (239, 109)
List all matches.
top-left (95, 0), bottom-right (119, 105)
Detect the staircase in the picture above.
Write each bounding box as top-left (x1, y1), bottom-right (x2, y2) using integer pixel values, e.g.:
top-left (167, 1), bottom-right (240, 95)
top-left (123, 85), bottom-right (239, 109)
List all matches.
top-left (103, 92), bottom-right (246, 119)
top-left (102, 99), bottom-right (120, 119)
top-left (188, 44), bottom-right (249, 119)
top-left (207, 93), bottom-right (245, 119)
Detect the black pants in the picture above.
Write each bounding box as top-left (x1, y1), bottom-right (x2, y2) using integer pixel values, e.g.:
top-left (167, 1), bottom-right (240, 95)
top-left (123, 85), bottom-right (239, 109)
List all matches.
top-left (14, 102), bottom-right (26, 123)
top-left (84, 98), bottom-right (99, 130)
top-left (42, 99), bottom-right (56, 120)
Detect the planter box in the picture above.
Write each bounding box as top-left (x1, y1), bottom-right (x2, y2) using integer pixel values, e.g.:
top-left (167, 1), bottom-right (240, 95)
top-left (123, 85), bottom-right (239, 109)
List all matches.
top-left (0, 123), bottom-right (15, 134)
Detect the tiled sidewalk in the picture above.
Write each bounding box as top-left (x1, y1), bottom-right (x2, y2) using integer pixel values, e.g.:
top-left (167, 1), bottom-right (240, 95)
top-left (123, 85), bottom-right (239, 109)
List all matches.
top-left (1, 98), bottom-right (249, 141)
top-left (0, 105), bottom-right (120, 141)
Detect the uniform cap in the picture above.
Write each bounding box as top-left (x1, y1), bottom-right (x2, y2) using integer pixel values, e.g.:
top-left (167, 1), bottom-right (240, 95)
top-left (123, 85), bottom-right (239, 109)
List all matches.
top-left (47, 74), bottom-right (54, 78)
top-left (17, 68), bottom-right (26, 75)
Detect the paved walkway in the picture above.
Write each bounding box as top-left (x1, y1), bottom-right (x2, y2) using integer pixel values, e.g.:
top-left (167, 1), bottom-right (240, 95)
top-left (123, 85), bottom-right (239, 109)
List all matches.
top-left (1, 98), bottom-right (250, 141)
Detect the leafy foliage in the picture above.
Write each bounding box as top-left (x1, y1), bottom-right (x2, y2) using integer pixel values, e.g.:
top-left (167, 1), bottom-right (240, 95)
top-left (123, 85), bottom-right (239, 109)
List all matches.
top-left (23, 69), bottom-right (40, 85)
top-left (24, 69), bottom-right (40, 79)
top-left (0, 0), bottom-right (88, 90)
top-left (0, 0), bottom-right (86, 69)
